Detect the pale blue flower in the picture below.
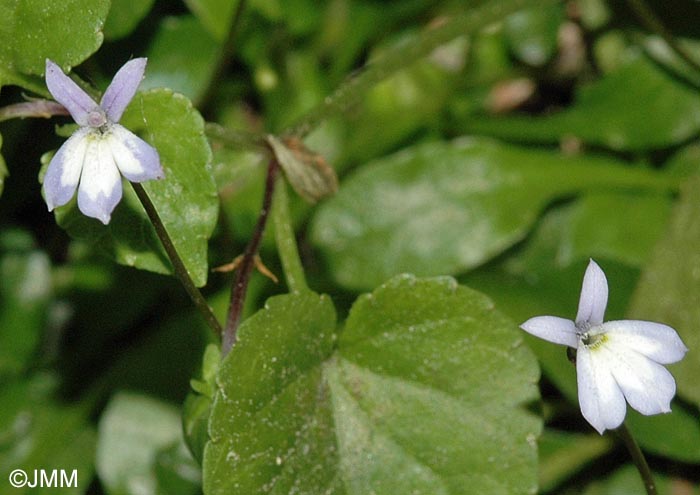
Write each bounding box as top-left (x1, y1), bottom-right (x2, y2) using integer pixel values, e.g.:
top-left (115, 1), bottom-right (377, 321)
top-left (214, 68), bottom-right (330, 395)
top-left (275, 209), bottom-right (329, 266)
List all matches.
top-left (521, 260), bottom-right (687, 434)
top-left (43, 59), bottom-right (163, 224)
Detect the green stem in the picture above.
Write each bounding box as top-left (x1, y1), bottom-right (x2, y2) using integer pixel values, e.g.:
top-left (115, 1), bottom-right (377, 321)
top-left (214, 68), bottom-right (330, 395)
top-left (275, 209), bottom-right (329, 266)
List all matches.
top-left (205, 123), bottom-right (269, 153)
top-left (626, 0), bottom-right (700, 74)
top-left (615, 422), bottom-right (657, 495)
top-left (272, 178), bottom-right (308, 293)
top-left (284, 0), bottom-right (558, 138)
top-left (132, 183), bottom-right (223, 338)
top-left (198, 0), bottom-right (249, 112)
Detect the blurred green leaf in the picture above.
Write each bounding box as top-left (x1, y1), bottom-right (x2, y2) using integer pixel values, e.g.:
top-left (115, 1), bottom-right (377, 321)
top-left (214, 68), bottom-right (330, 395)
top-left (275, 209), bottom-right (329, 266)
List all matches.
top-left (141, 16), bottom-right (219, 103)
top-left (103, 0), bottom-right (155, 40)
top-left (343, 37), bottom-right (465, 165)
top-left (504, 5), bottom-right (563, 66)
top-left (0, 229), bottom-right (52, 376)
top-left (183, 0), bottom-right (239, 41)
top-left (0, 374), bottom-right (96, 494)
top-left (212, 146), bottom-right (266, 241)
top-left (261, 51), bottom-right (330, 131)
top-left (205, 276), bottom-right (541, 494)
top-left (463, 57), bottom-right (700, 151)
top-left (311, 137), bottom-right (673, 290)
top-left (582, 463), bottom-right (679, 495)
top-left (97, 392), bottom-right (199, 495)
top-left (625, 402), bottom-right (700, 462)
top-left (154, 442), bottom-right (202, 495)
top-left (642, 35), bottom-right (700, 87)
top-left (55, 90), bottom-right (218, 286)
top-left (0, 0), bottom-right (110, 83)
top-left (629, 174), bottom-right (700, 407)
top-left (562, 193), bottom-right (672, 267)
top-left (538, 429), bottom-right (613, 492)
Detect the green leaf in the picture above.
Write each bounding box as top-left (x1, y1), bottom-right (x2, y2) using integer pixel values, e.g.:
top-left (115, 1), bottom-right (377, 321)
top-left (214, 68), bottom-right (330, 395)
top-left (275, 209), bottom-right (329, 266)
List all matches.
top-left (126, 90), bottom-right (218, 286)
top-left (462, 57), bottom-right (700, 151)
top-left (624, 402), bottom-right (700, 462)
top-left (154, 442), bottom-right (202, 495)
top-left (54, 89), bottom-right (218, 286)
top-left (204, 290), bottom-right (338, 494)
top-left (311, 137), bottom-right (673, 290)
top-left (582, 464), bottom-right (677, 495)
top-left (0, 0), bottom-right (110, 81)
top-left (97, 392), bottom-right (199, 495)
top-left (104, 0), bottom-right (155, 40)
top-left (538, 429), bottom-right (613, 492)
top-left (561, 193), bottom-right (672, 267)
top-left (0, 374), bottom-right (96, 493)
top-left (54, 186), bottom-right (172, 279)
top-left (342, 37), bottom-right (465, 165)
top-left (183, 0), bottom-right (239, 41)
top-left (141, 16), bottom-right (219, 103)
top-left (629, 174), bottom-right (700, 407)
top-left (0, 229), bottom-right (52, 377)
top-left (205, 276), bottom-right (542, 494)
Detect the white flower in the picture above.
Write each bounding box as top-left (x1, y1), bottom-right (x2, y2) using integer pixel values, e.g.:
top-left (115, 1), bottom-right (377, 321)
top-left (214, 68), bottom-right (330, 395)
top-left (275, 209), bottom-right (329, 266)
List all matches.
top-left (520, 260), bottom-right (688, 434)
top-left (42, 58), bottom-right (163, 224)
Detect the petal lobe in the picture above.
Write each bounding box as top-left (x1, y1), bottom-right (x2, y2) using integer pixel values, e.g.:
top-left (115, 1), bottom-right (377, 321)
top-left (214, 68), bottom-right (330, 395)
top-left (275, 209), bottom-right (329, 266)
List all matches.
top-left (45, 59), bottom-right (98, 126)
top-left (100, 58), bottom-right (147, 123)
top-left (576, 259), bottom-right (608, 326)
top-left (520, 316), bottom-right (578, 348)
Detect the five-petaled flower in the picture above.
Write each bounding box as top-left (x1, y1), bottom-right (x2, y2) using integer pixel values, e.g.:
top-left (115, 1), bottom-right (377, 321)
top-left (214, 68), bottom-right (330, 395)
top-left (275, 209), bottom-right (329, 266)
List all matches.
top-left (520, 259), bottom-right (687, 434)
top-left (42, 58), bottom-right (163, 224)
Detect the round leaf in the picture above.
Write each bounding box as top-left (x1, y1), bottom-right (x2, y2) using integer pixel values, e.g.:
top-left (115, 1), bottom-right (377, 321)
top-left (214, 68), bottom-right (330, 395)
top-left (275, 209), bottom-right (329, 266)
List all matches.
top-left (205, 276), bottom-right (542, 494)
top-left (0, 0), bottom-right (110, 78)
top-left (311, 137), bottom-right (670, 290)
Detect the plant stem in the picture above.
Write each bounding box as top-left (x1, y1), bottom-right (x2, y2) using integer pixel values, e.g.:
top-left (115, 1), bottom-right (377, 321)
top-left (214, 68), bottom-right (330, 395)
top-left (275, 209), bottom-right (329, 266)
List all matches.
top-left (284, 0), bottom-right (557, 138)
top-left (626, 0), bottom-right (700, 74)
top-left (272, 178), bottom-right (308, 293)
top-left (132, 183), bottom-right (223, 338)
top-left (205, 123), bottom-right (269, 153)
top-left (198, 0), bottom-right (249, 112)
top-left (615, 422), bottom-right (657, 495)
top-left (0, 100), bottom-right (68, 122)
top-left (222, 159), bottom-right (279, 355)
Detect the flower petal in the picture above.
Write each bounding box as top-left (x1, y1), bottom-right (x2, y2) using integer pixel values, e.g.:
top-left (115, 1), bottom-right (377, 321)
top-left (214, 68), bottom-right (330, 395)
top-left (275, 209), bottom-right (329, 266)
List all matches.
top-left (602, 342), bottom-right (676, 416)
top-left (77, 135), bottom-right (123, 224)
top-left (45, 59), bottom-right (98, 126)
top-left (107, 124), bottom-right (163, 182)
top-left (576, 346), bottom-right (626, 434)
top-left (100, 58), bottom-right (147, 123)
top-left (43, 127), bottom-right (91, 210)
top-left (576, 259), bottom-right (608, 327)
top-left (601, 320), bottom-right (688, 364)
top-left (520, 316), bottom-right (578, 348)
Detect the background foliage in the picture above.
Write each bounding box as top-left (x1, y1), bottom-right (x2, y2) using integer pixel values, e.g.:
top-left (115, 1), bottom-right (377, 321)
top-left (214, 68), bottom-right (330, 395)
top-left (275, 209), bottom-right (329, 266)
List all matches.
top-left (1, 0), bottom-right (699, 493)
